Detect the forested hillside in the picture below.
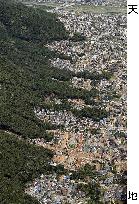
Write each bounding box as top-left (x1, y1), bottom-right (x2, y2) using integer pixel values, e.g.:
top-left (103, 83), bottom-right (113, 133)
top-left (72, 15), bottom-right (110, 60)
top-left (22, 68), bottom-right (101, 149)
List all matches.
top-left (0, 0), bottom-right (107, 139)
top-left (0, 131), bottom-right (53, 204)
top-left (0, 0), bottom-right (110, 203)
top-left (0, 0), bottom-right (69, 42)
top-left (0, 0), bottom-right (69, 138)
top-left (0, 0), bottom-right (72, 202)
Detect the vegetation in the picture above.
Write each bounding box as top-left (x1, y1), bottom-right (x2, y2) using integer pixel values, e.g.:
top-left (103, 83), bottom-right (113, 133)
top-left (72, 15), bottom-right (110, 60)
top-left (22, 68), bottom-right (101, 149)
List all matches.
top-left (76, 70), bottom-right (113, 81)
top-left (71, 164), bottom-right (126, 204)
top-left (0, 131), bottom-right (53, 204)
top-left (0, 0), bottom-right (69, 42)
top-left (41, 99), bottom-right (72, 112)
top-left (0, 1), bottom-right (112, 203)
top-left (71, 164), bottom-right (103, 203)
top-left (0, 130), bottom-right (67, 204)
top-left (72, 107), bottom-right (108, 121)
top-left (70, 32), bottom-right (86, 42)
top-left (0, 0), bottom-right (108, 138)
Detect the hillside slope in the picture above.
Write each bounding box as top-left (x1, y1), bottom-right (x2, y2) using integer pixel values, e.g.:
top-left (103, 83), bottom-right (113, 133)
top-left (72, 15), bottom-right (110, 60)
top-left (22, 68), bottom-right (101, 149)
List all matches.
top-left (0, 1), bottom-right (71, 203)
top-left (0, 1), bottom-right (110, 203)
top-left (0, 0), bottom-right (71, 139)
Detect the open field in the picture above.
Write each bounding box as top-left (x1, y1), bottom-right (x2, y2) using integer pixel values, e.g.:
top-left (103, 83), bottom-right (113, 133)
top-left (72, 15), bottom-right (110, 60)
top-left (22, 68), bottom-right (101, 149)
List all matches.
top-left (22, 2), bottom-right (126, 14)
top-left (66, 4), bottom-right (127, 14)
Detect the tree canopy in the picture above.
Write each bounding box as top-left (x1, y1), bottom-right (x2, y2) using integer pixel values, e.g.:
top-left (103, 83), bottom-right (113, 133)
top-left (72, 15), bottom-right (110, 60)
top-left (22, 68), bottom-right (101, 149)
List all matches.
top-left (0, 131), bottom-right (53, 204)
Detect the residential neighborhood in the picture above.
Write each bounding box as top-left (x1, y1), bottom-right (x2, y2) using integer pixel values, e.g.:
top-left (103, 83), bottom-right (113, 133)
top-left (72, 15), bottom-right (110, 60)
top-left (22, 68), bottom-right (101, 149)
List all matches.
top-left (26, 3), bottom-right (127, 203)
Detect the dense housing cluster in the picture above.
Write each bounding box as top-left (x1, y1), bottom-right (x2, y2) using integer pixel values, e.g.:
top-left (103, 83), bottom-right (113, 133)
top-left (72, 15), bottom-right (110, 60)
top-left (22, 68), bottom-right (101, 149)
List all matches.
top-left (26, 4), bottom-right (126, 204)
